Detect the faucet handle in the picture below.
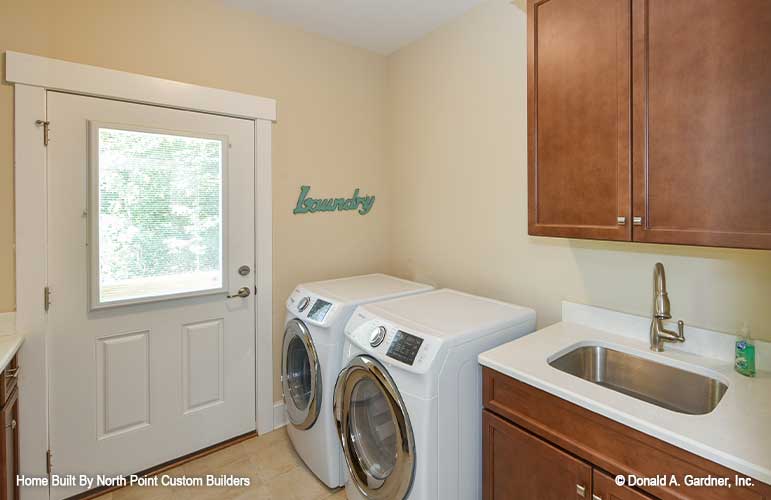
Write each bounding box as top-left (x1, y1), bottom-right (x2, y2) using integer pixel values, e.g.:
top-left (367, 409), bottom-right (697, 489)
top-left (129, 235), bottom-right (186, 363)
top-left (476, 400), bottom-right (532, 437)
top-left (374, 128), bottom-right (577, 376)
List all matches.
top-left (675, 320), bottom-right (685, 341)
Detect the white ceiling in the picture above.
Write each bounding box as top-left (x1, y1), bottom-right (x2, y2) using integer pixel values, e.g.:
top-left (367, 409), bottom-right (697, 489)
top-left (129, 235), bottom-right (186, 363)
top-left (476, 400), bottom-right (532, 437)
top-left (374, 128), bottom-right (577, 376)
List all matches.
top-left (222, 0), bottom-right (485, 55)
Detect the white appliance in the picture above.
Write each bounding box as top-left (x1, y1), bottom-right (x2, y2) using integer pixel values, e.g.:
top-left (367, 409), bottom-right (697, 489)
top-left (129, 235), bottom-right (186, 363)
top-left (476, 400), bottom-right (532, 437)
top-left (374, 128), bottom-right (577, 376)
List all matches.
top-left (281, 274), bottom-right (433, 488)
top-left (334, 289), bottom-right (536, 500)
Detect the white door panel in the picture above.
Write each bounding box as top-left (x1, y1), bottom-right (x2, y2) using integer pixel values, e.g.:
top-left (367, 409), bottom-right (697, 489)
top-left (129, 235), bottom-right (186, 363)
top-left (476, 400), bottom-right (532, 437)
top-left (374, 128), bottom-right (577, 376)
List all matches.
top-left (46, 92), bottom-right (256, 499)
top-left (96, 331), bottom-right (151, 439)
top-left (182, 319), bottom-right (225, 414)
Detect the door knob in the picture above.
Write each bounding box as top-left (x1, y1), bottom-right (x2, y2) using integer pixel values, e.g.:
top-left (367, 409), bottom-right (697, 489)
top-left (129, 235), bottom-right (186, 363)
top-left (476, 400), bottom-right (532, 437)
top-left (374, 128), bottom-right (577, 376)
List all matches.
top-left (227, 287), bottom-right (251, 299)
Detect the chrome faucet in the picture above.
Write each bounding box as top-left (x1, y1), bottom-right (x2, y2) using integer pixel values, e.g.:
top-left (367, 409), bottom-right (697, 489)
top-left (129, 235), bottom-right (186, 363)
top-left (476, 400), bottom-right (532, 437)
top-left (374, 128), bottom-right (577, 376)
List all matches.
top-left (650, 263), bottom-right (685, 351)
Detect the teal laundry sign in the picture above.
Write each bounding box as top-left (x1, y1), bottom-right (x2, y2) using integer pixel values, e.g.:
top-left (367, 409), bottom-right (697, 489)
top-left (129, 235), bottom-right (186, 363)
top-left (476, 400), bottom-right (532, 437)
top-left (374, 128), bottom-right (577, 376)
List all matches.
top-left (293, 185), bottom-right (375, 215)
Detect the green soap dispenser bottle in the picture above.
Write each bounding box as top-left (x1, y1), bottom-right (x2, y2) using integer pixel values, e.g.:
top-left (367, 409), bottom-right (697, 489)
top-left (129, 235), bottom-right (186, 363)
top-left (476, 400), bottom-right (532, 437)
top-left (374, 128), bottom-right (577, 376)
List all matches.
top-left (735, 323), bottom-right (756, 377)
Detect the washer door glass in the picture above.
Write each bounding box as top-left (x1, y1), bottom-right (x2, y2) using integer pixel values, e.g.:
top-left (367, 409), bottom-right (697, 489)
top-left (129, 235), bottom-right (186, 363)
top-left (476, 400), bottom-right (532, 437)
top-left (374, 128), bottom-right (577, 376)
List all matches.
top-left (334, 355), bottom-right (415, 500)
top-left (282, 319), bottom-right (321, 429)
top-left (286, 335), bottom-right (311, 409)
top-left (349, 378), bottom-right (398, 481)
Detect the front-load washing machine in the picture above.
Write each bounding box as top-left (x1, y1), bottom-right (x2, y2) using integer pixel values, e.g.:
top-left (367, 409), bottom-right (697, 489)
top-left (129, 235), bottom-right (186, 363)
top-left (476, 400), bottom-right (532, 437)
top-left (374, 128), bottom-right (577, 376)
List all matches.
top-left (281, 274), bottom-right (432, 488)
top-left (334, 289), bottom-right (536, 500)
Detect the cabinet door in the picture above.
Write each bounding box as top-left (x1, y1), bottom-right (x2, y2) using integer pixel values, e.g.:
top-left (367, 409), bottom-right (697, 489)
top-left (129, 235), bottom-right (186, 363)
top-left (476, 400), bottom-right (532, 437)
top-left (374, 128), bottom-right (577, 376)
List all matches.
top-left (528, 0), bottom-right (632, 241)
top-left (632, 0), bottom-right (771, 249)
top-left (483, 410), bottom-right (592, 500)
top-left (1, 389), bottom-right (18, 500)
top-left (593, 470), bottom-right (654, 500)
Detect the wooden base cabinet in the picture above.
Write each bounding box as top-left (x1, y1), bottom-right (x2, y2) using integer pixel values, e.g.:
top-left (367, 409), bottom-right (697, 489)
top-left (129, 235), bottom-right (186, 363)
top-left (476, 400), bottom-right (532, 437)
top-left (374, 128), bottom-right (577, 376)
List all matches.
top-left (484, 411), bottom-right (654, 500)
top-left (484, 411), bottom-right (592, 500)
top-left (0, 356), bottom-right (19, 500)
top-left (482, 368), bottom-right (771, 500)
top-left (1, 390), bottom-right (18, 500)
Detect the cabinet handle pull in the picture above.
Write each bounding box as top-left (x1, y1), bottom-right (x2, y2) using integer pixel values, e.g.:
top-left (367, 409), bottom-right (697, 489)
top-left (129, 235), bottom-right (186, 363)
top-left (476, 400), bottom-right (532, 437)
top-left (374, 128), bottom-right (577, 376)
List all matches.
top-left (592, 495), bottom-right (602, 500)
top-left (576, 484), bottom-right (586, 497)
top-left (633, 216), bottom-right (643, 226)
top-left (617, 216), bottom-right (627, 225)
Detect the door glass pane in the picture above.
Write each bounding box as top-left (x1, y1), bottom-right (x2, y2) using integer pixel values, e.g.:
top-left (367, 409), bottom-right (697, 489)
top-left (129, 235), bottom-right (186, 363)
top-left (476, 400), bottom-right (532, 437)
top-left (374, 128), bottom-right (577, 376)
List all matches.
top-left (349, 378), bottom-right (398, 482)
top-left (94, 126), bottom-right (225, 305)
top-left (285, 335), bottom-right (312, 411)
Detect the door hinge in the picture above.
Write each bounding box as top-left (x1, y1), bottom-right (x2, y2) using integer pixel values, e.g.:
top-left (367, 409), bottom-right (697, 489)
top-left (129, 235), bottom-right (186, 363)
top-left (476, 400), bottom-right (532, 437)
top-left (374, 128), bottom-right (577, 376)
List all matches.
top-left (46, 449), bottom-right (53, 474)
top-left (35, 120), bottom-right (50, 146)
top-left (44, 286), bottom-right (51, 312)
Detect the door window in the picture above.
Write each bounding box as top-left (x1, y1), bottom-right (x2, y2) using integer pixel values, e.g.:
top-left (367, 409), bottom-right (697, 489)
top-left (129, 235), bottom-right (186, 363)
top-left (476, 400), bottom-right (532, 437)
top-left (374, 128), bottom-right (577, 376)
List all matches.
top-left (90, 124), bottom-right (227, 308)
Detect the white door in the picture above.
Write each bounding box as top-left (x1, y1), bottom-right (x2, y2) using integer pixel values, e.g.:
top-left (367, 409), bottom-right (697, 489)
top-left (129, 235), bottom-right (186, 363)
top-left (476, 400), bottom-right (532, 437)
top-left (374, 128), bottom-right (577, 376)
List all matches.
top-left (46, 91), bottom-right (256, 498)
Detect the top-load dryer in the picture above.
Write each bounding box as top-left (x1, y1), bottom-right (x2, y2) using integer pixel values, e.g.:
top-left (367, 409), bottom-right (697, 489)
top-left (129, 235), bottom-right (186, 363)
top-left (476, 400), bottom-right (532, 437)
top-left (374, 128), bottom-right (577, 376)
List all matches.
top-left (281, 274), bottom-right (432, 487)
top-left (334, 289), bottom-right (536, 500)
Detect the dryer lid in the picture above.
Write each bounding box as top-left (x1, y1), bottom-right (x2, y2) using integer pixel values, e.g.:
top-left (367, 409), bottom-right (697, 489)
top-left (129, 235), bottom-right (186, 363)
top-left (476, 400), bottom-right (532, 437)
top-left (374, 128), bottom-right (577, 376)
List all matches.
top-left (302, 274), bottom-right (432, 306)
top-left (358, 289), bottom-right (535, 345)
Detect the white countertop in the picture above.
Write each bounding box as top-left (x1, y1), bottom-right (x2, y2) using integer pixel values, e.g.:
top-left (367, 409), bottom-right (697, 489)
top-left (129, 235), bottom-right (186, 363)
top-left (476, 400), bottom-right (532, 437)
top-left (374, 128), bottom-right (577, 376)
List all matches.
top-left (0, 313), bottom-right (23, 372)
top-left (478, 304), bottom-right (771, 485)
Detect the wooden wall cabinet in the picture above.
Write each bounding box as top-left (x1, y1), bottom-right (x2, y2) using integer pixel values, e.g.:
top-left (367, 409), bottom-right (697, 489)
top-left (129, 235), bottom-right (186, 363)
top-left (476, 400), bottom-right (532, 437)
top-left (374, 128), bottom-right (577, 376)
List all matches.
top-left (482, 368), bottom-right (771, 500)
top-left (528, 0), bottom-right (771, 249)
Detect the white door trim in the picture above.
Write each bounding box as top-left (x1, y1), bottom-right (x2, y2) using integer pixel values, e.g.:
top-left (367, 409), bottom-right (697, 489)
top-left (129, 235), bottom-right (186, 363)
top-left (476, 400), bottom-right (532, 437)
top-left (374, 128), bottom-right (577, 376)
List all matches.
top-left (5, 51), bottom-right (276, 121)
top-left (8, 52), bottom-right (276, 500)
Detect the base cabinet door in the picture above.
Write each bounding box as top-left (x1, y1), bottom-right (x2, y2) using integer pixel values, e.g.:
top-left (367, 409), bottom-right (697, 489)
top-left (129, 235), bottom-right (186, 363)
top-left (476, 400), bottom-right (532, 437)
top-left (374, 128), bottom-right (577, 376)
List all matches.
top-left (594, 470), bottom-right (654, 500)
top-left (483, 410), bottom-right (592, 500)
top-left (0, 389), bottom-right (18, 500)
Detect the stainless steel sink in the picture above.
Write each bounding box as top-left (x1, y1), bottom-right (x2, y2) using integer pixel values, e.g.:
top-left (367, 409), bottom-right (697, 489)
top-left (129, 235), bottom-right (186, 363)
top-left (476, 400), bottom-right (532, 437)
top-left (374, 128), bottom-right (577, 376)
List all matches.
top-left (549, 345), bottom-right (728, 415)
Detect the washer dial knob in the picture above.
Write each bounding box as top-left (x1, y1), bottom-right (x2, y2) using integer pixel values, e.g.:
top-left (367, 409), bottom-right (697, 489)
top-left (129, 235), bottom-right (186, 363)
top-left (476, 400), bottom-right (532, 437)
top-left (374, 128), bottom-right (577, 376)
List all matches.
top-left (369, 326), bottom-right (387, 347)
top-left (298, 296), bottom-right (311, 312)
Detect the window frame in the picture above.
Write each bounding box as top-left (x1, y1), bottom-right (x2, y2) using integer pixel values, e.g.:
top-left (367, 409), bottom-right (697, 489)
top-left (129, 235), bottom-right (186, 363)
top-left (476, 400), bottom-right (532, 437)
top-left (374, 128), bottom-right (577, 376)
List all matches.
top-left (87, 121), bottom-right (230, 310)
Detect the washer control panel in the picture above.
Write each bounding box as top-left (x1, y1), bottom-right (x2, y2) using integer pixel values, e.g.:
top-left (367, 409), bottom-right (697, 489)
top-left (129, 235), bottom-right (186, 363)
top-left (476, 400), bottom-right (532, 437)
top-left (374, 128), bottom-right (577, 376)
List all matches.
top-left (286, 288), bottom-right (338, 326)
top-left (346, 313), bottom-right (440, 373)
top-left (386, 330), bottom-right (424, 365)
top-left (308, 299), bottom-right (332, 322)
top-left (369, 326), bottom-right (387, 347)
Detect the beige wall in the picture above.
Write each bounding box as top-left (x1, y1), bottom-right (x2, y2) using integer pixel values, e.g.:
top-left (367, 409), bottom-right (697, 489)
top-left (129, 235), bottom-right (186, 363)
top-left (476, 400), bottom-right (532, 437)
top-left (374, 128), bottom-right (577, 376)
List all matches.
top-left (387, 0), bottom-right (771, 342)
top-left (0, 0), bottom-right (393, 399)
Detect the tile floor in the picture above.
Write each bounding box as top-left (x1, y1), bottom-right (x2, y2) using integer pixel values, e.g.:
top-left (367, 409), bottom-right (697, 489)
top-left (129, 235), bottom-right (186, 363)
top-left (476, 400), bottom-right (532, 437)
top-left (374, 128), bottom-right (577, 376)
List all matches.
top-left (94, 428), bottom-right (346, 500)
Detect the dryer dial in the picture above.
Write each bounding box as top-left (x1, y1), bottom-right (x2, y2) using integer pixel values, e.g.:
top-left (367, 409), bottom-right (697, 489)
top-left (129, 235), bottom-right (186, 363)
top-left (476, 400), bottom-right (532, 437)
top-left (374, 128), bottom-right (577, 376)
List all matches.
top-left (298, 296), bottom-right (311, 312)
top-left (369, 326), bottom-right (387, 348)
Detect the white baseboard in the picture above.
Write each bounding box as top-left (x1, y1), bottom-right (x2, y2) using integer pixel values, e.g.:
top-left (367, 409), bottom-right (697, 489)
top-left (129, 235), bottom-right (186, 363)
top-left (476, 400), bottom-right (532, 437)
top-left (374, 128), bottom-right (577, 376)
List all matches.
top-left (273, 401), bottom-right (287, 430)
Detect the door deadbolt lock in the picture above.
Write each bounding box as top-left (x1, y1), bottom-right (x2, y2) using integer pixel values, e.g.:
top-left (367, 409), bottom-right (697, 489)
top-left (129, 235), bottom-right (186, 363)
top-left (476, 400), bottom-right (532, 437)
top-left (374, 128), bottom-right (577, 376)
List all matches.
top-left (227, 287), bottom-right (251, 299)
top-left (238, 265), bottom-right (251, 276)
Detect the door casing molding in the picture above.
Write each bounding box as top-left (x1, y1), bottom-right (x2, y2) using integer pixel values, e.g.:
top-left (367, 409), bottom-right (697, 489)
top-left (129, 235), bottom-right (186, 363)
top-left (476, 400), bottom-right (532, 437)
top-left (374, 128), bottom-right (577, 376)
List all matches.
top-left (6, 51), bottom-right (276, 500)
